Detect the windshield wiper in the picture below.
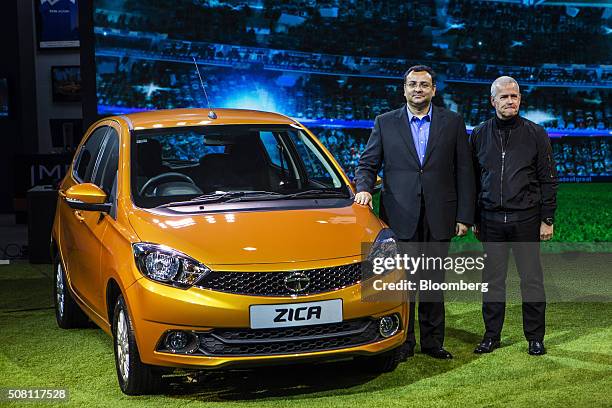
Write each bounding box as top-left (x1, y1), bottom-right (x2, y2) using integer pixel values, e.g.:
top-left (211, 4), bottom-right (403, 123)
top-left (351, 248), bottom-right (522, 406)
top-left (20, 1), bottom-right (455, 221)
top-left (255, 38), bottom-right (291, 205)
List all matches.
top-left (193, 190), bottom-right (285, 201)
top-left (222, 189), bottom-right (349, 203)
top-left (282, 189), bottom-right (349, 199)
top-left (157, 189), bottom-right (348, 208)
top-left (156, 191), bottom-right (284, 208)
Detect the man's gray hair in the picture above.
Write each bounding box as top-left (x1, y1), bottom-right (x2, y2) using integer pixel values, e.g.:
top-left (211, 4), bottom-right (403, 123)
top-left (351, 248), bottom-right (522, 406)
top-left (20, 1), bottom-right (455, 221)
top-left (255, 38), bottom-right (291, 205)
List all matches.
top-left (491, 76), bottom-right (520, 97)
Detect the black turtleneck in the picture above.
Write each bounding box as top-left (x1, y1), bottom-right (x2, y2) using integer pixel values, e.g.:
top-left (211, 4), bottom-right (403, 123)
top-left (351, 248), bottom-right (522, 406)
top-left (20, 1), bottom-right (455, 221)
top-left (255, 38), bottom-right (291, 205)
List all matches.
top-left (495, 115), bottom-right (519, 130)
top-left (494, 115), bottom-right (520, 146)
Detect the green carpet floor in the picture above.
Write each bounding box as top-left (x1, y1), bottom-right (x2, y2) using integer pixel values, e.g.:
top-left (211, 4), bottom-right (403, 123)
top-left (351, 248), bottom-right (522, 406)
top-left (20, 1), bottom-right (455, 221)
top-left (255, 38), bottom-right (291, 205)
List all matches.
top-left (0, 261), bottom-right (610, 407)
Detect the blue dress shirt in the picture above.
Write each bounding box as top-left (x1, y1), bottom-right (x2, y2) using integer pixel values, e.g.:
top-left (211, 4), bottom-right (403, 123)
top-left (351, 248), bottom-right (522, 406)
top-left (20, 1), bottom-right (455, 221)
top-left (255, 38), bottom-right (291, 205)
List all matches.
top-left (407, 104), bottom-right (432, 166)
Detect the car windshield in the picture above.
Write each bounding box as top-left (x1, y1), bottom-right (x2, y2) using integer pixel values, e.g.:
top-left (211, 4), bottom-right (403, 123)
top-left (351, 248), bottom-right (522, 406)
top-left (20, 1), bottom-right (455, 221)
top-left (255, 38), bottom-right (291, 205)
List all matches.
top-left (131, 125), bottom-right (349, 208)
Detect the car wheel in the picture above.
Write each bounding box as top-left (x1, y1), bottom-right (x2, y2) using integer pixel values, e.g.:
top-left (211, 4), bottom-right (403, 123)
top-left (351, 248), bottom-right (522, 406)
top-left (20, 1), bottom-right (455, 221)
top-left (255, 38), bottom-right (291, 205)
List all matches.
top-left (355, 346), bottom-right (403, 373)
top-left (112, 294), bottom-right (162, 395)
top-left (53, 257), bottom-right (89, 329)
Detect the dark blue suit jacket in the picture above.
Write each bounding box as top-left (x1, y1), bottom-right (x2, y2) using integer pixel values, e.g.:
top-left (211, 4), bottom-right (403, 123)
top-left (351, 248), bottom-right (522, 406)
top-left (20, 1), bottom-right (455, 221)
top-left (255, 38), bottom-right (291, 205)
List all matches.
top-left (355, 104), bottom-right (475, 240)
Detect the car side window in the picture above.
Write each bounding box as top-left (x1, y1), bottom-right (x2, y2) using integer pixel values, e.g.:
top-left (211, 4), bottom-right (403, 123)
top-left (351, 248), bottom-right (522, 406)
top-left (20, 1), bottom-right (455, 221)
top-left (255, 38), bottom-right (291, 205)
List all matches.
top-left (94, 128), bottom-right (120, 196)
top-left (75, 126), bottom-right (110, 182)
top-left (260, 131), bottom-right (283, 167)
top-left (286, 130), bottom-right (341, 187)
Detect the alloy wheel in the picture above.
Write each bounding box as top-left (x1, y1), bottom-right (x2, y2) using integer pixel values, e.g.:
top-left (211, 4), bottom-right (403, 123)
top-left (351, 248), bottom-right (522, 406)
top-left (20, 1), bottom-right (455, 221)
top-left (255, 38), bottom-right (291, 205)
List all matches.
top-left (56, 263), bottom-right (65, 317)
top-left (116, 310), bottom-right (130, 383)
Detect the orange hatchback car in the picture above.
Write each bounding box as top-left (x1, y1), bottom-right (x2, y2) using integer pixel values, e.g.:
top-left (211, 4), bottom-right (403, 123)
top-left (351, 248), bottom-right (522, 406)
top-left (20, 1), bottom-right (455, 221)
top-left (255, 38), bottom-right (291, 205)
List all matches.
top-left (51, 108), bottom-right (407, 394)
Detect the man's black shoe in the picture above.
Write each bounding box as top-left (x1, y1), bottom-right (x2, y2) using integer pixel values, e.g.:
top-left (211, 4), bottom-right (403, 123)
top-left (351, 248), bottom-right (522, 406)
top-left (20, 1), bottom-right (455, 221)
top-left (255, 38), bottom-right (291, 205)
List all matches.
top-left (421, 347), bottom-right (453, 359)
top-left (528, 340), bottom-right (546, 356)
top-left (474, 338), bottom-right (501, 354)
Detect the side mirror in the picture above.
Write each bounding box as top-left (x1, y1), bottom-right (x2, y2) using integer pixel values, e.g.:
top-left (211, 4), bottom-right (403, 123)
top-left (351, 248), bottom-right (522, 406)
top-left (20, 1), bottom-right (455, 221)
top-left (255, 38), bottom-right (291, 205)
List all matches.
top-left (64, 183), bottom-right (111, 213)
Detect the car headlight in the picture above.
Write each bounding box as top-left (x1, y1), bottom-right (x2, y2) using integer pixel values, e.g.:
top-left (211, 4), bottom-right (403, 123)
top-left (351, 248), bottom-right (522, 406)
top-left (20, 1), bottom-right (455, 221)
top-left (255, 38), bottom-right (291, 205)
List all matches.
top-left (132, 243), bottom-right (211, 288)
top-left (366, 228), bottom-right (399, 275)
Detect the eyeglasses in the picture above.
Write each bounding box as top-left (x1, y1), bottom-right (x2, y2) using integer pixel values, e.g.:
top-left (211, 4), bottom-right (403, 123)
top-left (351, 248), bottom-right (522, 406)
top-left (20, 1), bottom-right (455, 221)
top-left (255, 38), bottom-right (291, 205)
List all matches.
top-left (405, 82), bottom-right (433, 90)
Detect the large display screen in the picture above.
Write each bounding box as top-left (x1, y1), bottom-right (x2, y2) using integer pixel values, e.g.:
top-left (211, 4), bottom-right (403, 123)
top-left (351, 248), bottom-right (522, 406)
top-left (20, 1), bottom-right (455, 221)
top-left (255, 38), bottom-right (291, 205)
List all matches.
top-left (91, 0), bottom-right (611, 180)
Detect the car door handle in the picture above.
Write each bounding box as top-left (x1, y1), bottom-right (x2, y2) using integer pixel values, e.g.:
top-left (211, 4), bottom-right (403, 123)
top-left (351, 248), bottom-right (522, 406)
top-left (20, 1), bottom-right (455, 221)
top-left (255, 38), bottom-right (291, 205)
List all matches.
top-left (74, 210), bottom-right (85, 223)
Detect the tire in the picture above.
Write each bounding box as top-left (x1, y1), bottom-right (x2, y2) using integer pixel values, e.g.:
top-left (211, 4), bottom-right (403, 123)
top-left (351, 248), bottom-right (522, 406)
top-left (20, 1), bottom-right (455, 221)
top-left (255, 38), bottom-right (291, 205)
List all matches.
top-left (355, 346), bottom-right (403, 373)
top-left (112, 294), bottom-right (162, 395)
top-left (53, 257), bottom-right (89, 329)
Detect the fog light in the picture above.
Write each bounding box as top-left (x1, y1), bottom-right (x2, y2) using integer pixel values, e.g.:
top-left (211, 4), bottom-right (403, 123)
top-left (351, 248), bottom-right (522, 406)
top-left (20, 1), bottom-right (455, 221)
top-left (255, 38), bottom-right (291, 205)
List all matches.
top-left (163, 330), bottom-right (199, 354)
top-left (379, 315), bottom-right (400, 338)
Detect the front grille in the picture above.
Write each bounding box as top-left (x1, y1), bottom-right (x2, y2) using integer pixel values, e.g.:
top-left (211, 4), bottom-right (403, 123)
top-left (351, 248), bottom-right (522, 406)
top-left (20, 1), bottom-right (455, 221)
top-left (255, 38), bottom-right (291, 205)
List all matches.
top-left (195, 263), bottom-right (363, 296)
top-left (196, 319), bottom-right (380, 356)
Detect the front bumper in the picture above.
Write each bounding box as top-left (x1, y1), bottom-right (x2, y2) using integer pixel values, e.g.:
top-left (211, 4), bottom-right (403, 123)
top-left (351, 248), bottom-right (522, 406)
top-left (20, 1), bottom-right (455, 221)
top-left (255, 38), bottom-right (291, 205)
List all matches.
top-left (125, 276), bottom-right (407, 369)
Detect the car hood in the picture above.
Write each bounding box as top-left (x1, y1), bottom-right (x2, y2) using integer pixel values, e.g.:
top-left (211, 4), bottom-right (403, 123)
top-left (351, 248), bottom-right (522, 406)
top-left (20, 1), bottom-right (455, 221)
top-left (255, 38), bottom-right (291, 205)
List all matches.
top-left (127, 204), bottom-right (384, 267)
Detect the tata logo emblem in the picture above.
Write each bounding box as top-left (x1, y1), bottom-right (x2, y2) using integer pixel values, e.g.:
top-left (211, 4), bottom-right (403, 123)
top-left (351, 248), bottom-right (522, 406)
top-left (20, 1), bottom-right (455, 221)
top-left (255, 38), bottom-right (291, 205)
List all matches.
top-left (284, 272), bottom-right (310, 293)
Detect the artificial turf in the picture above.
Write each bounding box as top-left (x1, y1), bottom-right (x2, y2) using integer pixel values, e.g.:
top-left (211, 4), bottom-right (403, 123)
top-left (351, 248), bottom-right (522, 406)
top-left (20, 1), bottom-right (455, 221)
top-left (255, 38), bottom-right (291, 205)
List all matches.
top-left (372, 183), bottom-right (612, 243)
top-left (1, 258), bottom-right (610, 407)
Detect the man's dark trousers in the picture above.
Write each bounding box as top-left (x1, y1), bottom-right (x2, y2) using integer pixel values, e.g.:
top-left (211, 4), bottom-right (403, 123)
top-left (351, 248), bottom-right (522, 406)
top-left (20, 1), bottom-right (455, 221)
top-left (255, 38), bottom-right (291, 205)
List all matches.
top-left (401, 198), bottom-right (450, 350)
top-left (480, 213), bottom-right (546, 341)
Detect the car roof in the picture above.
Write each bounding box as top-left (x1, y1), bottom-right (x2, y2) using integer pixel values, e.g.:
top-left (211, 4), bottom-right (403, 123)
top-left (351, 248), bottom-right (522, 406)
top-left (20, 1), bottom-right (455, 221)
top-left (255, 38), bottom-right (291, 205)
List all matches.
top-left (114, 108), bottom-right (297, 130)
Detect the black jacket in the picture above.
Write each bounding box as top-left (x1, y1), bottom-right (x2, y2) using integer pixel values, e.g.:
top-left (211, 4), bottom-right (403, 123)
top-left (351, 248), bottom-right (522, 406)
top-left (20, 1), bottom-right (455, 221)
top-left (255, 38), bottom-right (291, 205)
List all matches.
top-left (469, 116), bottom-right (558, 220)
top-left (355, 105), bottom-right (475, 240)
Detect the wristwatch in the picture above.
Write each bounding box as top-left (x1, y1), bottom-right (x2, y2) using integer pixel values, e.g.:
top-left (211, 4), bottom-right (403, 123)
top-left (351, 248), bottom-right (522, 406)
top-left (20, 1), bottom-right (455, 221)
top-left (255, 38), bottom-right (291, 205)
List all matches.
top-left (542, 217), bottom-right (554, 226)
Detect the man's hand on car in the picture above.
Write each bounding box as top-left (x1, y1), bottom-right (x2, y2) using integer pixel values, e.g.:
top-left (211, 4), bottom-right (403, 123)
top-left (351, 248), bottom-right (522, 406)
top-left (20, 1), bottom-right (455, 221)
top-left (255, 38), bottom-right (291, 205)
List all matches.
top-left (354, 191), bottom-right (373, 209)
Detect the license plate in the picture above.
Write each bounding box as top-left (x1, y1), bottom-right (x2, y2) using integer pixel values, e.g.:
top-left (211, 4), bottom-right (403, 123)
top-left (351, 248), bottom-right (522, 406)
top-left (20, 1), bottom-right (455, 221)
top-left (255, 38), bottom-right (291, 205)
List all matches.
top-left (249, 299), bottom-right (343, 329)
